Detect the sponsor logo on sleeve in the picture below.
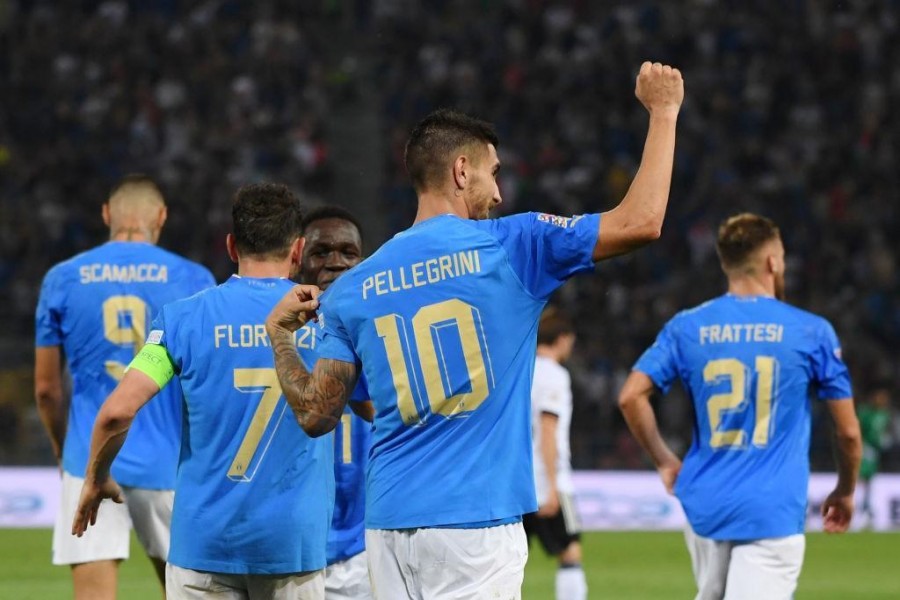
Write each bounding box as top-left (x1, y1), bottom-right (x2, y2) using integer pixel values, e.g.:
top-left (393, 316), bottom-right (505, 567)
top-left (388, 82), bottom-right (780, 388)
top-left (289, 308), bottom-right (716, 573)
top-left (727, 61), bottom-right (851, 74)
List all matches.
top-left (537, 213), bottom-right (572, 228)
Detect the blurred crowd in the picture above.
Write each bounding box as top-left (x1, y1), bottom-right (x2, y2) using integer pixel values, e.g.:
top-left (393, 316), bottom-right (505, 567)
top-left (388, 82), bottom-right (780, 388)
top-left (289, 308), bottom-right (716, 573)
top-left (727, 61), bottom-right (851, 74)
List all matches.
top-left (374, 0), bottom-right (900, 470)
top-left (1, 0), bottom-right (337, 339)
top-left (1, 0), bottom-right (898, 470)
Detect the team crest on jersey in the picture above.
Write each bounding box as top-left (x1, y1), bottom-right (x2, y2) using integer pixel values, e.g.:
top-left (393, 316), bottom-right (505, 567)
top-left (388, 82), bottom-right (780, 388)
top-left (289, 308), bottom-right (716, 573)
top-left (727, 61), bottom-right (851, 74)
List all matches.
top-left (537, 213), bottom-right (572, 228)
top-left (146, 329), bottom-right (164, 345)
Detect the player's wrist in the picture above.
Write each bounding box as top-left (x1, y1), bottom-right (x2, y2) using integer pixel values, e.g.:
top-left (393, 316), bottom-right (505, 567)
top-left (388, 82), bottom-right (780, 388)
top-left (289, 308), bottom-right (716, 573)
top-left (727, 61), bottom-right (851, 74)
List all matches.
top-left (648, 107), bottom-right (680, 122)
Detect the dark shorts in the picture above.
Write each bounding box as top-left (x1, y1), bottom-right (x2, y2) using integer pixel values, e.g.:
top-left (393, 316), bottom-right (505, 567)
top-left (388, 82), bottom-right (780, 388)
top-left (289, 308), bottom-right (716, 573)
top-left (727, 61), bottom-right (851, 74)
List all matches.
top-left (523, 492), bottom-right (582, 556)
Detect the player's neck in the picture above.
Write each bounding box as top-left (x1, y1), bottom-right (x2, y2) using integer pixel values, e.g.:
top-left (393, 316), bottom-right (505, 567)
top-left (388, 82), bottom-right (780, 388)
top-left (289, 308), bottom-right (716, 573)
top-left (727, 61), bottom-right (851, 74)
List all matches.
top-left (536, 345), bottom-right (561, 363)
top-left (109, 227), bottom-right (155, 243)
top-left (237, 258), bottom-right (291, 279)
top-left (727, 277), bottom-right (775, 298)
top-left (413, 192), bottom-right (469, 224)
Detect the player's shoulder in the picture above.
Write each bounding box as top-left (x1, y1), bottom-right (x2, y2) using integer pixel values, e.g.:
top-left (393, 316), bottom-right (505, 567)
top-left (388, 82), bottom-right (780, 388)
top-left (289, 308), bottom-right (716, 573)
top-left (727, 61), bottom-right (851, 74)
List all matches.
top-left (770, 300), bottom-right (836, 338)
top-left (41, 244), bottom-right (109, 284)
top-left (146, 245), bottom-right (214, 278)
top-left (161, 280), bottom-right (223, 316)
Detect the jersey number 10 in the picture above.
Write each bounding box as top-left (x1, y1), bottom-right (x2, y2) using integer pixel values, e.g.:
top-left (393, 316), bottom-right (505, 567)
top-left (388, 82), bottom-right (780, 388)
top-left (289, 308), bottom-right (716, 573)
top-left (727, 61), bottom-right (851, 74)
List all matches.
top-left (375, 299), bottom-right (495, 426)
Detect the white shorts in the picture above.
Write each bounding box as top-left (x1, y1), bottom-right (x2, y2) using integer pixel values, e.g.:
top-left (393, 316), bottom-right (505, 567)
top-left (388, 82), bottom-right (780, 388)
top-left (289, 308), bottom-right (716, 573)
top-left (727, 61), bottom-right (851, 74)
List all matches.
top-left (52, 472), bottom-right (173, 565)
top-left (684, 526), bottom-right (805, 600)
top-left (366, 522), bottom-right (528, 600)
top-left (166, 564), bottom-right (324, 600)
top-left (325, 551), bottom-right (372, 599)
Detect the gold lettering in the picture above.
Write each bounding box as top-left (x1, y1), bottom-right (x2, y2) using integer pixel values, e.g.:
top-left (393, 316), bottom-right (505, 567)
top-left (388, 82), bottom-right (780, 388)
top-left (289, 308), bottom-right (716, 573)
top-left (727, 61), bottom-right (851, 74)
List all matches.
top-left (412, 262), bottom-right (426, 287)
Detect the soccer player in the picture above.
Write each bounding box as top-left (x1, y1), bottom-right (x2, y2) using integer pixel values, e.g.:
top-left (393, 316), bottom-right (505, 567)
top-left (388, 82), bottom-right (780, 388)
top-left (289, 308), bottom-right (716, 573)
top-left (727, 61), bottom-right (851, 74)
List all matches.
top-left (265, 61), bottom-right (683, 598)
top-left (34, 174), bottom-right (214, 599)
top-left (618, 213), bottom-right (863, 600)
top-left (858, 384), bottom-right (891, 527)
top-left (524, 307), bottom-right (586, 600)
top-left (298, 206), bottom-right (374, 599)
top-left (72, 183), bottom-right (332, 599)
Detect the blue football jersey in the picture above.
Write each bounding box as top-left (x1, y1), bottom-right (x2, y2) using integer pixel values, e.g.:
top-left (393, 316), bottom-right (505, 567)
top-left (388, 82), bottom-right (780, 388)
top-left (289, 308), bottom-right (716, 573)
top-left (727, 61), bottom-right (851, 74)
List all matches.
top-left (327, 395), bottom-right (371, 565)
top-left (634, 294), bottom-right (853, 540)
top-left (317, 212), bottom-right (599, 529)
top-left (34, 241), bottom-right (214, 489)
top-left (149, 275), bottom-right (333, 574)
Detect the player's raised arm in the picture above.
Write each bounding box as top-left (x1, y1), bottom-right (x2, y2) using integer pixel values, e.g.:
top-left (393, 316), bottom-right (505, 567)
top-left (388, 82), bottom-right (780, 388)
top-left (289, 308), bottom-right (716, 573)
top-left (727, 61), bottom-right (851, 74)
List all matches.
top-left (821, 398), bottom-right (862, 533)
top-left (265, 284), bottom-right (357, 437)
top-left (617, 370), bottom-right (682, 494)
top-left (72, 368), bottom-right (162, 536)
top-left (595, 62), bottom-right (684, 261)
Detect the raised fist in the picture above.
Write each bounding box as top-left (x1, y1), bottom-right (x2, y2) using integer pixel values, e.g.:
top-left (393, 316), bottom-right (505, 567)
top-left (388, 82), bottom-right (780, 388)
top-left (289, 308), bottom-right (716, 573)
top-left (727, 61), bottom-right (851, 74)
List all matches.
top-left (635, 61), bottom-right (684, 116)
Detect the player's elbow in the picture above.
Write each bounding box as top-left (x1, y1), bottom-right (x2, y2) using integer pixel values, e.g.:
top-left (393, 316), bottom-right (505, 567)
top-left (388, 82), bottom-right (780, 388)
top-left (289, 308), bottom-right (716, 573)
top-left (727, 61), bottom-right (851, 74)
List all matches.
top-left (97, 401), bottom-right (137, 433)
top-left (34, 384), bottom-right (62, 410)
top-left (296, 413), bottom-right (339, 438)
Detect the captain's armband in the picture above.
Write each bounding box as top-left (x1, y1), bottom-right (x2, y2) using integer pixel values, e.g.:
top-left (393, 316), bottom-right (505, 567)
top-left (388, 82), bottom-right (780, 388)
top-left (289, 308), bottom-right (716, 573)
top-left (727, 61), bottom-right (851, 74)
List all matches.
top-left (127, 344), bottom-right (176, 390)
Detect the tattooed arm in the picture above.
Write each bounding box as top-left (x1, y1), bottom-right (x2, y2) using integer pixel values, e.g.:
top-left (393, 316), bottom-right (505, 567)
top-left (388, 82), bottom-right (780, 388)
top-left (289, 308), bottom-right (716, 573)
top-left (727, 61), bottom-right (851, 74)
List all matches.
top-left (265, 284), bottom-right (357, 437)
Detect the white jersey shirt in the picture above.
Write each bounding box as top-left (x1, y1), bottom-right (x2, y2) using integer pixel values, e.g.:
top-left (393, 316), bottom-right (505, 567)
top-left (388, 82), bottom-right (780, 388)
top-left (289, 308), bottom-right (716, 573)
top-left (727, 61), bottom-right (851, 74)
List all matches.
top-left (531, 355), bottom-right (574, 504)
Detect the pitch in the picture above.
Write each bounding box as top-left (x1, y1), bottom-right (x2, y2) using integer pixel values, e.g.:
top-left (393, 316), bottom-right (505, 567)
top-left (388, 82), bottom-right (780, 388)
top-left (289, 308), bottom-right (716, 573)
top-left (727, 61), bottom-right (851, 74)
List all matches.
top-left (2, 529), bottom-right (897, 599)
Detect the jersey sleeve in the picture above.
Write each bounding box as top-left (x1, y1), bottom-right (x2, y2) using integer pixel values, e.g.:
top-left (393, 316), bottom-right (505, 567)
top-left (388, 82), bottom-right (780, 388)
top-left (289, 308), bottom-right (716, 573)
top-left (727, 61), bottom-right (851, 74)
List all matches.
top-left (316, 289), bottom-right (360, 365)
top-left (484, 212), bottom-right (599, 299)
top-left (533, 368), bottom-right (568, 416)
top-left (811, 320), bottom-right (853, 400)
top-left (633, 319), bottom-right (680, 395)
top-left (35, 265), bottom-right (67, 347)
top-left (144, 308), bottom-right (183, 374)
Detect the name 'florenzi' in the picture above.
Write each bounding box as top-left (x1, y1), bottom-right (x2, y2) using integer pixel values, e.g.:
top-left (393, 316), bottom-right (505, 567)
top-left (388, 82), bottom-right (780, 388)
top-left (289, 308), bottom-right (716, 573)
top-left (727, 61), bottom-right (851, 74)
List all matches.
top-left (362, 250), bottom-right (482, 300)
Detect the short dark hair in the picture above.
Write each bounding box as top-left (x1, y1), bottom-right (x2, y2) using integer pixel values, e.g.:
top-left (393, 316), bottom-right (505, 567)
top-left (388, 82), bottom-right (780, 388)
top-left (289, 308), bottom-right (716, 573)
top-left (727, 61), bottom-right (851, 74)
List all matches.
top-left (109, 173), bottom-right (163, 201)
top-left (537, 306), bottom-right (575, 346)
top-left (404, 109), bottom-right (499, 192)
top-left (232, 183), bottom-right (303, 258)
top-left (301, 205), bottom-right (364, 244)
top-left (716, 213), bottom-right (781, 270)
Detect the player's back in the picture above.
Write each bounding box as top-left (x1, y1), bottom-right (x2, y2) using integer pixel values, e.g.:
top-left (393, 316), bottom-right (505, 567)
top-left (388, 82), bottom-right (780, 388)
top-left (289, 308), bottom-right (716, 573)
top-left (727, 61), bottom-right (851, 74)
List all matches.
top-left (643, 294), bottom-right (851, 539)
top-left (155, 275), bottom-right (332, 574)
top-left (35, 241), bottom-right (214, 488)
top-left (319, 213), bottom-right (598, 529)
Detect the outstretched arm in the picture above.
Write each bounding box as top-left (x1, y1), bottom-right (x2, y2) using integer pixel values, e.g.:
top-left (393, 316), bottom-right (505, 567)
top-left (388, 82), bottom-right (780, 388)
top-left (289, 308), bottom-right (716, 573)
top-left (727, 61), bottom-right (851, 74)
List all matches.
top-left (821, 398), bottom-right (862, 533)
top-left (266, 285), bottom-right (357, 437)
top-left (595, 62), bottom-right (684, 261)
top-left (617, 370), bottom-right (682, 494)
top-left (73, 368), bottom-right (161, 536)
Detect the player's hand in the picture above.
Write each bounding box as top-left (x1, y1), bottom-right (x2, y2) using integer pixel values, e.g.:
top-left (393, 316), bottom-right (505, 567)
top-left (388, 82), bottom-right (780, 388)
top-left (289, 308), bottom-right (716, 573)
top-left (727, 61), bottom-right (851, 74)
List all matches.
top-left (658, 458), bottom-right (682, 495)
top-left (266, 284), bottom-right (321, 333)
top-left (71, 476), bottom-right (124, 537)
top-left (635, 61), bottom-right (684, 117)
top-left (537, 490), bottom-right (561, 517)
top-left (821, 489), bottom-right (854, 533)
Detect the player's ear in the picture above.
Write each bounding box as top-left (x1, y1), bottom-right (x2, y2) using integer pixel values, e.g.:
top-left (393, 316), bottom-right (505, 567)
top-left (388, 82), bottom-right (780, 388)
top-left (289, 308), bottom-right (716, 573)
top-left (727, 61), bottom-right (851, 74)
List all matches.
top-left (766, 254), bottom-right (778, 275)
top-left (157, 205), bottom-right (168, 229)
top-left (226, 234), bottom-right (239, 264)
top-left (453, 155), bottom-right (468, 190)
top-left (102, 203), bottom-right (111, 227)
top-left (292, 237), bottom-right (305, 267)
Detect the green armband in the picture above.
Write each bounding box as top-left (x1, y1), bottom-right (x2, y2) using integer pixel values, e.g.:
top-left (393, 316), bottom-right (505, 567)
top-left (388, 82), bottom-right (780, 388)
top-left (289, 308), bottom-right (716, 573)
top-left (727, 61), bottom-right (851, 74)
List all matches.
top-left (127, 344), bottom-right (176, 390)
